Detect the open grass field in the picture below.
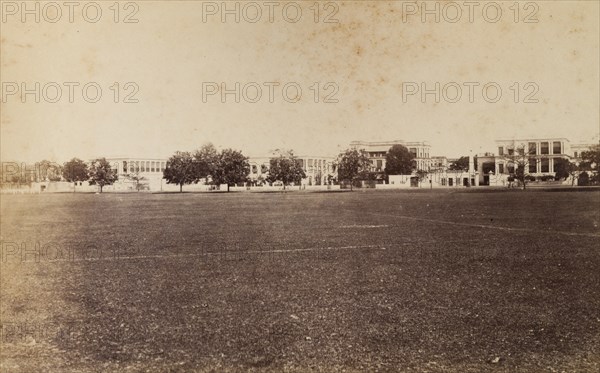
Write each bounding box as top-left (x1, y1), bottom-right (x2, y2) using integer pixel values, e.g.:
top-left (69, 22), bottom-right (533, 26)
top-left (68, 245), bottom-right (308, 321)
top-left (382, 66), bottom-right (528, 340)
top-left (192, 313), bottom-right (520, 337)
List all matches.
top-left (1, 189), bottom-right (599, 372)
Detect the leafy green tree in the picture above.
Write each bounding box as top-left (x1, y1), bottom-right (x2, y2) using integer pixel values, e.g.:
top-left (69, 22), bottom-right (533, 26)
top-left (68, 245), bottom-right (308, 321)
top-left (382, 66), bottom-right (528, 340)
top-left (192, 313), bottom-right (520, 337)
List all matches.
top-left (193, 143), bottom-right (219, 184)
top-left (88, 158), bottom-right (118, 193)
top-left (553, 158), bottom-right (578, 185)
top-left (63, 158), bottom-right (89, 191)
top-left (126, 171), bottom-right (147, 191)
top-left (5, 168), bottom-right (32, 187)
top-left (415, 169), bottom-right (429, 187)
top-left (578, 171), bottom-right (590, 186)
top-left (384, 145), bottom-right (415, 175)
top-left (335, 149), bottom-right (371, 190)
top-left (38, 160), bottom-right (63, 181)
top-left (580, 144), bottom-right (600, 184)
top-left (164, 151), bottom-right (196, 192)
top-left (266, 150), bottom-right (306, 190)
top-left (580, 144), bottom-right (600, 169)
top-left (448, 156), bottom-right (469, 171)
top-left (501, 143), bottom-right (535, 190)
top-left (448, 155), bottom-right (478, 172)
top-left (211, 149), bottom-right (250, 192)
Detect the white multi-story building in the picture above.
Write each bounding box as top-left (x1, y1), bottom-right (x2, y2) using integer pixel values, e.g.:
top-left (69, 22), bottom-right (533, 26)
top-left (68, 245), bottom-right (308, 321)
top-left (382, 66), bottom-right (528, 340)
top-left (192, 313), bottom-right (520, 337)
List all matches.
top-left (247, 154), bottom-right (336, 186)
top-left (349, 140), bottom-right (433, 171)
top-left (104, 154), bottom-right (337, 190)
top-left (103, 157), bottom-right (169, 191)
top-left (476, 138), bottom-right (597, 186)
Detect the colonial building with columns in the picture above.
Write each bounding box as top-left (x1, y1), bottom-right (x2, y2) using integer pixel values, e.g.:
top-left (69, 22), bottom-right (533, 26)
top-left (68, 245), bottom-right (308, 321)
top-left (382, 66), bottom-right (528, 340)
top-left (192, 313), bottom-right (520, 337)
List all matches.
top-left (476, 138), bottom-right (595, 186)
top-left (247, 154), bottom-right (336, 186)
top-left (103, 157), bottom-right (169, 191)
top-left (104, 154), bottom-right (337, 190)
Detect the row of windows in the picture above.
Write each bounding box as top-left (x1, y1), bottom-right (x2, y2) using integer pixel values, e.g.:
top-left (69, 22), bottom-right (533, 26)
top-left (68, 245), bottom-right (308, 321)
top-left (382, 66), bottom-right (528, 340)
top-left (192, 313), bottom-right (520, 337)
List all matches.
top-left (498, 141), bottom-right (562, 156)
top-left (408, 148), bottom-right (430, 158)
top-left (249, 160), bottom-right (332, 174)
top-left (440, 178), bottom-right (470, 186)
top-left (366, 149), bottom-right (431, 158)
top-left (302, 159), bottom-right (329, 168)
top-left (123, 161), bottom-right (166, 173)
top-left (496, 158), bottom-right (559, 174)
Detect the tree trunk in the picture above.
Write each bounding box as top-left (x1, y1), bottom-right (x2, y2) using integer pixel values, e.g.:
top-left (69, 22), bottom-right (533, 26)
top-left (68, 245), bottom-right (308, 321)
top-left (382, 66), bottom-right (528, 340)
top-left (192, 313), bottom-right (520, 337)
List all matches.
top-left (180, 183), bottom-right (183, 192)
top-left (227, 184), bottom-right (230, 192)
top-left (100, 185), bottom-right (103, 193)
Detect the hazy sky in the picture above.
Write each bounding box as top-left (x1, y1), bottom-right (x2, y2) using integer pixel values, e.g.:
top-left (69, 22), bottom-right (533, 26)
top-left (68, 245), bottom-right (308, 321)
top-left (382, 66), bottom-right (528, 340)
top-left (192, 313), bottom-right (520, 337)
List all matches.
top-left (1, 0), bottom-right (599, 162)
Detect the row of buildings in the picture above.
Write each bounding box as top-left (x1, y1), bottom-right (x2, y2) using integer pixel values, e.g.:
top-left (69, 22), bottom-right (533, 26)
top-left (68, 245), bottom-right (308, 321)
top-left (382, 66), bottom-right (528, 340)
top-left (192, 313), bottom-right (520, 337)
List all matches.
top-left (3, 137), bottom-right (597, 192)
top-left (98, 137), bottom-right (595, 191)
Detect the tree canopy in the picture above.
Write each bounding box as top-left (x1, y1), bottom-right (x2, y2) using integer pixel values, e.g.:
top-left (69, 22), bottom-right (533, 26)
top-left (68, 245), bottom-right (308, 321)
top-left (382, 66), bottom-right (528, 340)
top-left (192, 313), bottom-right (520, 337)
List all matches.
top-left (501, 143), bottom-right (536, 190)
top-left (553, 158), bottom-right (576, 181)
top-left (580, 144), bottom-right (600, 171)
top-left (448, 156), bottom-right (469, 171)
top-left (384, 145), bottom-right (415, 175)
top-left (579, 144), bottom-right (600, 185)
top-left (62, 158), bottom-right (88, 183)
top-left (211, 149), bottom-right (250, 191)
top-left (335, 149), bottom-right (371, 189)
top-left (38, 160), bottom-right (63, 181)
top-left (193, 143), bottom-right (219, 183)
top-left (88, 158), bottom-right (118, 192)
top-left (163, 151), bottom-right (196, 192)
top-left (266, 150), bottom-right (306, 189)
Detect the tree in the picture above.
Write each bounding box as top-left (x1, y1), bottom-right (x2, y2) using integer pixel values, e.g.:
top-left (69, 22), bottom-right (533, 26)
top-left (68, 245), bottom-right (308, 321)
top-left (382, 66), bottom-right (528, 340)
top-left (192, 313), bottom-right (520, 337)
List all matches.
top-left (63, 158), bottom-right (88, 191)
top-left (580, 144), bottom-right (600, 169)
top-left (384, 145), bottom-right (415, 175)
top-left (126, 171), bottom-right (147, 192)
top-left (501, 143), bottom-right (535, 190)
top-left (266, 150), bottom-right (306, 190)
top-left (580, 144), bottom-right (600, 185)
top-left (5, 170), bottom-right (32, 187)
top-left (38, 160), bottom-right (63, 181)
top-left (211, 149), bottom-right (250, 192)
top-left (553, 158), bottom-right (578, 186)
top-left (88, 158), bottom-right (118, 193)
top-left (578, 171), bottom-right (590, 186)
top-left (335, 149), bottom-right (371, 190)
top-left (193, 143), bottom-right (219, 184)
top-left (415, 169), bottom-right (429, 188)
top-left (448, 156), bottom-right (469, 171)
top-left (163, 151), bottom-right (196, 192)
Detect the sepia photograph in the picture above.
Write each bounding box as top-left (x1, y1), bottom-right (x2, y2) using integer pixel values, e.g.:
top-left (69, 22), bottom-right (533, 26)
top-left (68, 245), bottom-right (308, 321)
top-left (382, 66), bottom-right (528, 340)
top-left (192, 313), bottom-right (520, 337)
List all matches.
top-left (1, 1), bottom-right (599, 372)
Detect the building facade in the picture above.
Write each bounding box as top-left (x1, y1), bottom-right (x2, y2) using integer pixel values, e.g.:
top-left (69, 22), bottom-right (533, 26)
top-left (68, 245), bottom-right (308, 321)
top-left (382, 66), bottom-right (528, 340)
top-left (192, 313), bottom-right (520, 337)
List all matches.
top-left (349, 140), bottom-right (433, 171)
top-left (476, 138), bottom-right (596, 186)
top-left (247, 154), bottom-right (336, 186)
top-left (102, 157), bottom-right (169, 191)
